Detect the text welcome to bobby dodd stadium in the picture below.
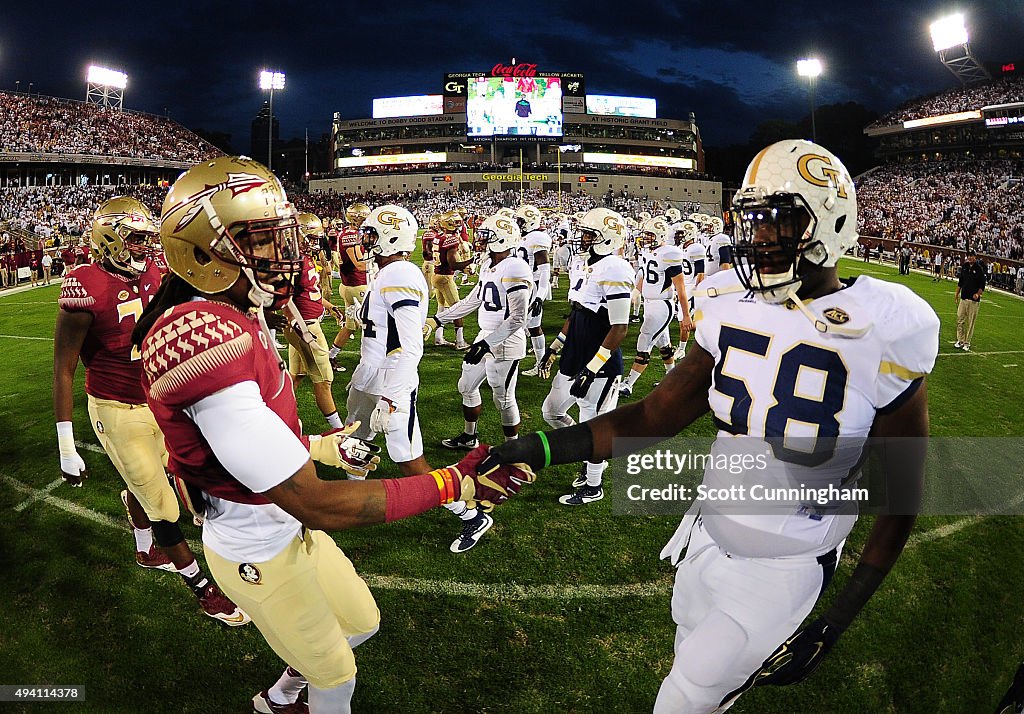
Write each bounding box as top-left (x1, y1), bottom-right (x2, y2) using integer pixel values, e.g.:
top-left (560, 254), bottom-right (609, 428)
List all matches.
top-left (608, 436), bottom-right (1024, 517)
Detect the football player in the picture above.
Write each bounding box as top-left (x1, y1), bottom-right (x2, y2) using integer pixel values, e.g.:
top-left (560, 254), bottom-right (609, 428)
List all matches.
top-left (702, 215), bottom-right (733, 278)
top-left (534, 207), bottom-right (633, 505)
top-left (421, 213), bottom-right (441, 300)
top-left (430, 210), bottom-right (472, 349)
top-left (344, 205), bottom-right (434, 477)
top-left (327, 203), bottom-right (370, 372)
top-left (480, 140), bottom-right (938, 712)
top-left (430, 214), bottom-right (532, 552)
top-left (286, 213), bottom-right (345, 431)
top-left (619, 216), bottom-right (692, 398)
top-left (53, 196), bottom-right (248, 626)
top-left (673, 220), bottom-right (706, 359)
top-left (131, 157), bottom-right (531, 714)
top-left (515, 204), bottom-right (553, 376)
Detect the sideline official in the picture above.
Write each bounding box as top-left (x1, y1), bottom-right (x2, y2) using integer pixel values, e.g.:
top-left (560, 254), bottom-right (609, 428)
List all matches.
top-left (955, 250), bottom-right (986, 351)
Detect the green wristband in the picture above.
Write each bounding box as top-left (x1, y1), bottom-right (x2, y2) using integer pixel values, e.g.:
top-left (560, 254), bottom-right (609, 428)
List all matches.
top-left (536, 431), bottom-right (552, 469)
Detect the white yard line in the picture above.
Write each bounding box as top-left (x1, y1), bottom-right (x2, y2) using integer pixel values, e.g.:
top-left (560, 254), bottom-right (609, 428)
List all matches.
top-left (0, 334), bottom-right (54, 341)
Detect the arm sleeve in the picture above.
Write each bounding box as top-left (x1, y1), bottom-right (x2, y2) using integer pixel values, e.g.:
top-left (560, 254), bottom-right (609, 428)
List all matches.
top-left (606, 296), bottom-right (631, 325)
top-left (437, 283), bottom-right (483, 322)
top-left (381, 304), bottom-right (425, 396)
top-left (184, 381), bottom-right (311, 493)
top-left (534, 262), bottom-right (551, 301)
top-left (485, 283), bottom-right (530, 347)
top-left (875, 292), bottom-right (940, 410)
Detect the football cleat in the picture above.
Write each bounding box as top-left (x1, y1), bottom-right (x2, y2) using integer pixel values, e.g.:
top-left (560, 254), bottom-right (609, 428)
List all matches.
top-left (954, 341), bottom-right (963, 348)
top-left (449, 512), bottom-right (494, 553)
top-left (962, 343), bottom-right (971, 351)
top-left (252, 690), bottom-right (309, 714)
top-left (571, 466), bottom-right (589, 489)
top-left (329, 355), bottom-right (347, 373)
top-left (521, 363), bottom-right (541, 377)
top-left (434, 335), bottom-right (453, 347)
top-left (618, 383), bottom-right (633, 398)
top-left (559, 484), bottom-right (604, 505)
top-left (440, 432), bottom-right (480, 450)
top-left (135, 543), bottom-right (176, 572)
top-left (455, 339), bottom-right (471, 351)
top-left (198, 584), bottom-right (251, 626)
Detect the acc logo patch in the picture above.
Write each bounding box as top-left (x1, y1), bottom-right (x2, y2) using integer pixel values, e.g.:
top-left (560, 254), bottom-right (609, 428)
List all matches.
top-left (824, 307), bottom-right (850, 324)
top-left (118, 290), bottom-right (130, 301)
top-left (239, 563), bottom-right (262, 585)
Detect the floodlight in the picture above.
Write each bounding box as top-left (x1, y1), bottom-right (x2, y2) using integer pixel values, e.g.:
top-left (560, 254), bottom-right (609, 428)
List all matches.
top-left (259, 70), bottom-right (285, 90)
top-left (87, 65), bottom-right (127, 89)
top-left (930, 14), bottom-right (968, 52)
top-left (797, 58), bottom-right (823, 78)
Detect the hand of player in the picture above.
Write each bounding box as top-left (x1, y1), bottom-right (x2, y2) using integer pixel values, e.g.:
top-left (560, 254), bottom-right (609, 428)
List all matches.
top-left (528, 297), bottom-right (544, 317)
top-left (680, 314), bottom-right (694, 332)
top-left (754, 617), bottom-right (842, 687)
top-left (569, 367), bottom-right (597, 398)
top-left (263, 309), bottom-right (288, 331)
top-left (463, 340), bottom-right (491, 365)
top-left (307, 422), bottom-right (382, 479)
top-left (369, 397), bottom-right (397, 434)
top-left (538, 342), bottom-right (562, 379)
top-left (673, 342), bottom-right (687, 361)
top-left (450, 444), bottom-right (536, 512)
top-left (59, 450), bottom-right (89, 487)
top-left (476, 435), bottom-right (548, 476)
top-left (423, 315), bottom-right (442, 340)
top-left (974, 291), bottom-right (981, 300)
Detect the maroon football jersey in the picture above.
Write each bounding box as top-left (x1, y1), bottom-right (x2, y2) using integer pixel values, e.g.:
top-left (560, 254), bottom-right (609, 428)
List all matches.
top-left (149, 251), bottom-right (170, 276)
top-left (292, 255), bottom-right (325, 322)
top-left (58, 262), bottom-right (161, 403)
top-left (141, 300), bottom-right (303, 505)
top-left (435, 232), bottom-right (462, 275)
top-left (338, 227), bottom-right (367, 287)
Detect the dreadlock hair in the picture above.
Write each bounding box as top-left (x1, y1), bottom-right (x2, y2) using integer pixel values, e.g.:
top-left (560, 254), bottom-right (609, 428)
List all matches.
top-left (131, 273), bottom-right (199, 350)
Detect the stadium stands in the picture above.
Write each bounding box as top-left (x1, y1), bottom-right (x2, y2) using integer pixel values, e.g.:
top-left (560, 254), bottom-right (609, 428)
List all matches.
top-left (856, 160), bottom-right (1024, 260)
top-left (0, 92), bottom-right (221, 162)
top-left (867, 74), bottom-right (1024, 127)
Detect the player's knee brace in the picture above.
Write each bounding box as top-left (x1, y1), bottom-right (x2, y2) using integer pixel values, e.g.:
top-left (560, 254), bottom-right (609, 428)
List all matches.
top-left (150, 519), bottom-right (185, 548)
top-left (660, 345), bottom-right (675, 362)
top-left (634, 351), bottom-right (651, 366)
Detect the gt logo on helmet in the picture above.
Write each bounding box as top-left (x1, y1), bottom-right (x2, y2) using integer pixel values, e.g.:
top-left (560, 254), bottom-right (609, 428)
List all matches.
top-left (796, 154), bottom-right (849, 199)
top-left (603, 216), bottom-right (623, 234)
top-left (496, 218), bottom-right (513, 232)
top-left (377, 210), bottom-right (407, 228)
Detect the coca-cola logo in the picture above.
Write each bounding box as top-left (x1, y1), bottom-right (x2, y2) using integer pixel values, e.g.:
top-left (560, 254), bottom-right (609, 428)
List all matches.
top-left (491, 63), bottom-right (538, 78)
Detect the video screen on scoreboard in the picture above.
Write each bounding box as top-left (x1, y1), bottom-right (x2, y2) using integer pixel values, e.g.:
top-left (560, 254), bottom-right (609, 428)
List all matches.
top-left (466, 76), bottom-right (563, 138)
top-left (586, 95), bottom-right (657, 118)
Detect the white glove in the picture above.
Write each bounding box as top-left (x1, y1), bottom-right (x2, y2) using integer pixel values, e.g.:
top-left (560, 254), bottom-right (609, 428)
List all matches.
top-left (369, 397), bottom-right (397, 434)
top-left (346, 302), bottom-right (364, 327)
top-left (673, 342), bottom-right (687, 361)
top-left (57, 421), bottom-right (88, 486)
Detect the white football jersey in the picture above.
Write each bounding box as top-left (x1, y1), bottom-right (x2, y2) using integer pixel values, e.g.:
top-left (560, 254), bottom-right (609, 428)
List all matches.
top-left (692, 270), bottom-right (939, 558)
top-left (576, 254), bottom-right (635, 314)
top-left (351, 260), bottom-right (429, 396)
top-left (567, 253), bottom-right (587, 303)
top-left (639, 244), bottom-right (684, 300)
top-left (702, 233), bottom-right (733, 277)
top-left (439, 255), bottom-right (532, 360)
top-left (517, 229), bottom-right (552, 299)
top-left (681, 242), bottom-right (707, 294)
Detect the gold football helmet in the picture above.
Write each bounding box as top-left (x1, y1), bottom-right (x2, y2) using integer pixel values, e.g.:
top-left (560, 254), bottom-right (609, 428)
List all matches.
top-left (159, 156), bottom-right (301, 307)
top-left (439, 209), bottom-right (463, 232)
top-left (91, 196), bottom-right (159, 274)
top-left (345, 202), bottom-right (371, 228)
top-left (297, 212), bottom-right (325, 256)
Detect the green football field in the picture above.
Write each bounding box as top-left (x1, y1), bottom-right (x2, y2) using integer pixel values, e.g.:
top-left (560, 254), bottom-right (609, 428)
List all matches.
top-left (1, 256), bottom-right (1022, 713)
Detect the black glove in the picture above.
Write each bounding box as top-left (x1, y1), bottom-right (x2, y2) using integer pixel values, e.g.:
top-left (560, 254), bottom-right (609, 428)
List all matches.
top-left (528, 296), bottom-right (544, 317)
top-left (477, 435), bottom-right (547, 476)
top-left (463, 340), bottom-right (491, 365)
top-left (569, 367), bottom-right (597, 398)
top-left (755, 617), bottom-right (842, 687)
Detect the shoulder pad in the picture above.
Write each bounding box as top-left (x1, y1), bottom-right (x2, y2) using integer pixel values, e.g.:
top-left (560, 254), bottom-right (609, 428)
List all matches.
top-left (142, 307), bottom-right (254, 404)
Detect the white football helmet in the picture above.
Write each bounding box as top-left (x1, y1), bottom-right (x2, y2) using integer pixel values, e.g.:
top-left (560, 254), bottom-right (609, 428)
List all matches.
top-left (640, 216), bottom-right (671, 247)
top-left (476, 213), bottom-right (522, 254)
top-left (361, 205), bottom-right (419, 257)
top-left (514, 204), bottom-right (542, 234)
top-left (672, 221), bottom-right (700, 247)
top-left (638, 211), bottom-right (652, 223)
top-left (731, 139), bottom-right (857, 303)
top-left (665, 207), bottom-right (682, 223)
top-left (708, 215), bottom-right (725, 235)
top-left (578, 208), bottom-right (626, 256)
top-left (496, 207), bottom-right (515, 220)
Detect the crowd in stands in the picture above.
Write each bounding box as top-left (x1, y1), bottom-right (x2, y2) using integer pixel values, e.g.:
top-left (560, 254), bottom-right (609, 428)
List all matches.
top-left (857, 159), bottom-right (1024, 262)
top-left (333, 160), bottom-right (709, 181)
top-left (868, 75), bottom-right (1024, 127)
top-left (1, 184), bottom-right (165, 242)
top-left (0, 92), bottom-right (221, 162)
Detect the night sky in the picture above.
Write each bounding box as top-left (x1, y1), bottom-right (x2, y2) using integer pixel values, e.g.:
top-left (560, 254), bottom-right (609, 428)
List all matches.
top-left (1, 0), bottom-right (1021, 148)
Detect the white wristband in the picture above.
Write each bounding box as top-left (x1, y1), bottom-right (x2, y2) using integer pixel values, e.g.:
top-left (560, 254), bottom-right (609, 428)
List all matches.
top-left (585, 346), bottom-right (612, 374)
top-left (57, 421), bottom-right (76, 456)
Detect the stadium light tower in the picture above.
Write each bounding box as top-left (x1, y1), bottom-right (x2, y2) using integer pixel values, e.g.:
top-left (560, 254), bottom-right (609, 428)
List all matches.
top-left (930, 13), bottom-right (991, 85)
top-left (86, 65), bottom-right (127, 110)
top-left (797, 58), bottom-right (823, 143)
top-left (259, 70), bottom-right (285, 171)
